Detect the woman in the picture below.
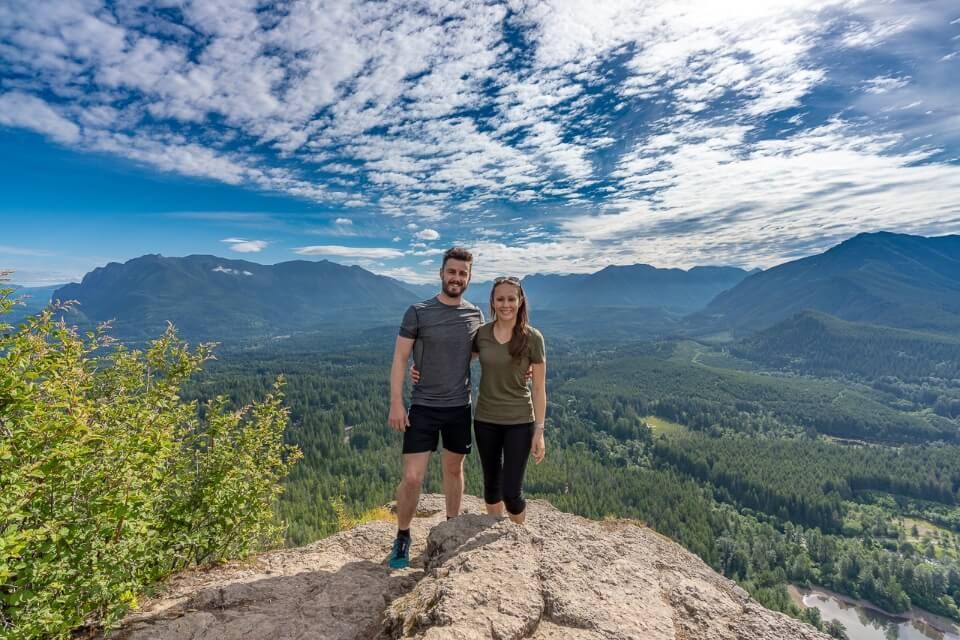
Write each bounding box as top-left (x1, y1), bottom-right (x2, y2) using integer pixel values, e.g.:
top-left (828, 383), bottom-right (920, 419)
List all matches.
top-left (471, 276), bottom-right (547, 523)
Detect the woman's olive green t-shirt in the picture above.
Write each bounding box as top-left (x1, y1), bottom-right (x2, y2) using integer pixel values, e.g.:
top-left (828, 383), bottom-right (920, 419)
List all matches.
top-left (473, 323), bottom-right (545, 425)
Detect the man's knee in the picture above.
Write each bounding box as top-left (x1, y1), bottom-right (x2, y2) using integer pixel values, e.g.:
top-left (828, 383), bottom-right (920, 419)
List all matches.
top-left (504, 494), bottom-right (526, 515)
top-left (401, 467), bottom-right (426, 488)
top-left (442, 455), bottom-right (464, 477)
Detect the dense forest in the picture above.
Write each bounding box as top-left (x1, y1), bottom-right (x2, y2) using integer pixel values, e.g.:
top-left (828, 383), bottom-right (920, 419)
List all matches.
top-left (734, 311), bottom-right (960, 382)
top-left (182, 326), bottom-right (960, 636)
top-left (733, 311), bottom-right (960, 422)
top-left (553, 340), bottom-right (957, 442)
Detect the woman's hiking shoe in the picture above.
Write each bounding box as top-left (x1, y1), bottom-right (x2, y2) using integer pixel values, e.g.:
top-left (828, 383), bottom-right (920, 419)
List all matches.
top-left (388, 535), bottom-right (411, 569)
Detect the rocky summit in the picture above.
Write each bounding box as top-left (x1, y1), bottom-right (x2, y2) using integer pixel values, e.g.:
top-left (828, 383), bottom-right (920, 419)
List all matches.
top-left (105, 495), bottom-right (828, 640)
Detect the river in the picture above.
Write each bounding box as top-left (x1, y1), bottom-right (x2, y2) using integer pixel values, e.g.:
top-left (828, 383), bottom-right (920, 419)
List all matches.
top-left (789, 586), bottom-right (960, 640)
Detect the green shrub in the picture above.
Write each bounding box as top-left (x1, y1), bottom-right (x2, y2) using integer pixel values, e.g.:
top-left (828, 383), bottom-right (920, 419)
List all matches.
top-left (0, 283), bottom-right (302, 639)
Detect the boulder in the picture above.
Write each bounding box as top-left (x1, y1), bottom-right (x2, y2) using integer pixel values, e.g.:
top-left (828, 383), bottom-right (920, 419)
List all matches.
top-left (106, 495), bottom-right (828, 640)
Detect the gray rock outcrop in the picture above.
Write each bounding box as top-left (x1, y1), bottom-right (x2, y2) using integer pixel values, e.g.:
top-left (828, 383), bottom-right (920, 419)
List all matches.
top-left (106, 495), bottom-right (828, 640)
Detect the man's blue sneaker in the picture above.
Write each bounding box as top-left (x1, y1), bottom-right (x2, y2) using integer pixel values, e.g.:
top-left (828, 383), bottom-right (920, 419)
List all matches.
top-left (388, 535), bottom-right (411, 569)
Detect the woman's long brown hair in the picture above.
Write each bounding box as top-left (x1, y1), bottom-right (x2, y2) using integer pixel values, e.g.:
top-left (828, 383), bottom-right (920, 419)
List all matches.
top-left (490, 279), bottom-right (529, 360)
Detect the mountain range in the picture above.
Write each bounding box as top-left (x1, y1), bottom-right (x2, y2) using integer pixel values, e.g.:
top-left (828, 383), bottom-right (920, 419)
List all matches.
top-left (406, 265), bottom-right (752, 313)
top-left (39, 256), bottom-right (758, 342)
top-left (8, 231), bottom-right (957, 342)
top-left (521, 264), bottom-right (752, 313)
top-left (695, 232), bottom-right (960, 335)
top-left (52, 254), bottom-right (416, 340)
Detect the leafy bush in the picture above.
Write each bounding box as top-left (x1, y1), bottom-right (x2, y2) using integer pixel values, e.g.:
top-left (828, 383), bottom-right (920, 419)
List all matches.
top-left (0, 283), bottom-right (301, 639)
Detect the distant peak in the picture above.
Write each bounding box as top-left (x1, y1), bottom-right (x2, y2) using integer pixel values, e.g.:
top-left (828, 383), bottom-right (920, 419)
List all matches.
top-left (838, 230), bottom-right (906, 246)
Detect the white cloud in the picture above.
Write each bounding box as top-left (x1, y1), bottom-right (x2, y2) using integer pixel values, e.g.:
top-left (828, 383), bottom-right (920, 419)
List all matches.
top-left (221, 238), bottom-right (267, 252)
top-left (560, 120), bottom-right (960, 268)
top-left (415, 228), bottom-right (440, 241)
top-left (293, 245), bottom-right (404, 259)
top-left (864, 75), bottom-right (911, 94)
top-left (2, 0), bottom-right (959, 276)
top-left (0, 92), bottom-right (80, 143)
top-left (840, 17), bottom-right (913, 48)
top-left (212, 265), bottom-right (254, 276)
top-left (2, 269), bottom-right (80, 287)
top-left (373, 266), bottom-right (435, 284)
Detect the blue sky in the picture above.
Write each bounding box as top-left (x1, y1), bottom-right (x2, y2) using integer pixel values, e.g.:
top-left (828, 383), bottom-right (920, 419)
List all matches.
top-left (2, 0), bottom-right (959, 285)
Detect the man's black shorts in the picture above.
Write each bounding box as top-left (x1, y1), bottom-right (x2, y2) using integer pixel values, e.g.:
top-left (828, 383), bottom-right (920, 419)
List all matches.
top-left (403, 404), bottom-right (472, 455)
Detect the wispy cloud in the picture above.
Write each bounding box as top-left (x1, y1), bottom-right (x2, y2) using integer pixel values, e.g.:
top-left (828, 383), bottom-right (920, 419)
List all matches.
top-left (2, 0), bottom-right (958, 279)
top-left (415, 228), bottom-right (440, 241)
top-left (0, 91), bottom-right (79, 143)
top-left (863, 75), bottom-right (911, 94)
top-left (293, 245), bottom-right (404, 259)
top-left (0, 244), bottom-right (55, 257)
top-left (2, 269), bottom-right (77, 287)
top-left (557, 120), bottom-right (960, 268)
top-left (167, 212), bottom-right (279, 222)
top-left (377, 266), bottom-right (435, 284)
top-left (212, 265), bottom-right (254, 276)
top-left (221, 238), bottom-right (267, 253)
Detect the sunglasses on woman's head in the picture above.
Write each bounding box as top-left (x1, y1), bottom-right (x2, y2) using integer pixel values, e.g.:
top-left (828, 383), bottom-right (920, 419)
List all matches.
top-left (493, 276), bottom-right (521, 285)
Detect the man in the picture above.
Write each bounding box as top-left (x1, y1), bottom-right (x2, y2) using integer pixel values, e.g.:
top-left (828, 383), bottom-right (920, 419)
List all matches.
top-left (386, 247), bottom-right (483, 569)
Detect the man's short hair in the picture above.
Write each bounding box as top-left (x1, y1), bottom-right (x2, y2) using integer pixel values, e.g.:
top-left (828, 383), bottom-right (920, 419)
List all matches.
top-left (442, 247), bottom-right (473, 268)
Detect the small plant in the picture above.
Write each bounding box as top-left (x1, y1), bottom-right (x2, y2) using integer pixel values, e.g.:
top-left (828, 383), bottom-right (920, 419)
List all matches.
top-left (0, 280), bottom-right (301, 639)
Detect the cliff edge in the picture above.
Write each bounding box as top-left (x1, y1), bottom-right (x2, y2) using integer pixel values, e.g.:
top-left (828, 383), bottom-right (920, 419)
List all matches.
top-left (106, 495), bottom-right (828, 639)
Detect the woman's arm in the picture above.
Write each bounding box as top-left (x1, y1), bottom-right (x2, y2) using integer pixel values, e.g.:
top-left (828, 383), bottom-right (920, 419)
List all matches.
top-left (531, 361), bottom-right (546, 426)
top-left (531, 360), bottom-right (546, 463)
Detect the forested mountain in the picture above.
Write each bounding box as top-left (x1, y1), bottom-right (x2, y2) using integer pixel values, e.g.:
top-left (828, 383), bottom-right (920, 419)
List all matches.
top-left (733, 310), bottom-right (960, 381)
top-left (52, 254), bottom-right (417, 341)
top-left (693, 232), bottom-right (960, 335)
top-left (520, 264), bottom-right (751, 313)
top-left (561, 341), bottom-right (958, 443)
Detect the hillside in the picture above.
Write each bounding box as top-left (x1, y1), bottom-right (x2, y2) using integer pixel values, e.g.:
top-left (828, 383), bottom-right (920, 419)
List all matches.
top-left (53, 254), bottom-right (417, 341)
top-left (693, 232), bottom-right (960, 334)
top-left (557, 342), bottom-right (957, 443)
top-left (732, 310), bottom-right (960, 380)
top-left (105, 495), bottom-right (829, 640)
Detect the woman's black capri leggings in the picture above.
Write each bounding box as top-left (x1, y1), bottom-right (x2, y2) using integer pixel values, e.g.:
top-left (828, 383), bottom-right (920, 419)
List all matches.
top-left (473, 419), bottom-right (533, 515)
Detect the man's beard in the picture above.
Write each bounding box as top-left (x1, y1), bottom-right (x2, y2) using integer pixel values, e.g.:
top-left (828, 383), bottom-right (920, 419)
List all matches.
top-left (442, 280), bottom-right (467, 297)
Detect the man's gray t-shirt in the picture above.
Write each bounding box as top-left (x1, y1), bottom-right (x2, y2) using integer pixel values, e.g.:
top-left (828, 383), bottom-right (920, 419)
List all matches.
top-left (399, 297), bottom-right (483, 408)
